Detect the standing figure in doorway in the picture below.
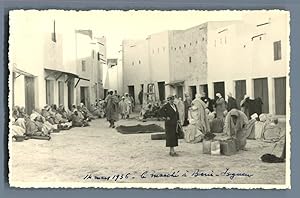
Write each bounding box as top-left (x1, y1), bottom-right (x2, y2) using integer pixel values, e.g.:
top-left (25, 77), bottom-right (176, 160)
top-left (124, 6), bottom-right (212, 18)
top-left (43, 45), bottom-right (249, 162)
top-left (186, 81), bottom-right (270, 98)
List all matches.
top-left (138, 90), bottom-right (143, 105)
top-left (183, 93), bottom-right (192, 126)
top-left (159, 95), bottom-right (180, 157)
top-left (105, 89), bottom-right (119, 128)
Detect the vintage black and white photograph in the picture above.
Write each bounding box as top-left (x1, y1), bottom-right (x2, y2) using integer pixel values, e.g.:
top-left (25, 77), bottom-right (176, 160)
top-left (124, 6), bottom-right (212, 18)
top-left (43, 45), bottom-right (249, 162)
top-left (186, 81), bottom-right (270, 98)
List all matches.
top-left (8, 10), bottom-right (290, 189)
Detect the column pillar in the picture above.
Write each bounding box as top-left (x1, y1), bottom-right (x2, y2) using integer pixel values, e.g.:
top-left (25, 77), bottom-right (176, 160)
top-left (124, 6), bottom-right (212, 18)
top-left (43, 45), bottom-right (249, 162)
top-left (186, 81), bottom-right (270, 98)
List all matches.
top-left (208, 82), bottom-right (214, 99)
top-left (246, 78), bottom-right (254, 99)
top-left (196, 85), bottom-right (201, 95)
top-left (224, 80), bottom-right (234, 99)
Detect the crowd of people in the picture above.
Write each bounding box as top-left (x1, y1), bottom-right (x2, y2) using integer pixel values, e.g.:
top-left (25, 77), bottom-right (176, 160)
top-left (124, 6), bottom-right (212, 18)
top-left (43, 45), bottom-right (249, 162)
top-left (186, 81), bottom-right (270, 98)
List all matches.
top-left (11, 89), bottom-right (284, 160)
top-left (11, 101), bottom-right (107, 141)
top-left (158, 91), bottom-right (284, 157)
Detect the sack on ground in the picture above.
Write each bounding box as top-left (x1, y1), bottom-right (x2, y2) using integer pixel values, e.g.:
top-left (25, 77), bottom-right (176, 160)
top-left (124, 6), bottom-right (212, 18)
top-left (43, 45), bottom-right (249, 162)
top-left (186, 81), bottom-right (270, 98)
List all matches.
top-left (203, 140), bottom-right (211, 154)
top-left (220, 139), bottom-right (237, 156)
top-left (151, 133), bottom-right (166, 140)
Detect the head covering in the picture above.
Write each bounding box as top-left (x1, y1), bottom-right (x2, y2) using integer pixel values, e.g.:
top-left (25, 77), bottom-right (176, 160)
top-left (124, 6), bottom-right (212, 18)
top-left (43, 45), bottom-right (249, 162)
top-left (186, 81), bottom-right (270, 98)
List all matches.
top-left (251, 113), bottom-right (258, 120)
top-left (195, 93), bottom-right (201, 99)
top-left (167, 95), bottom-right (175, 100)
top-left (259, 114), bottom-right (267, 122)
top-left (44, 105), bottom-right (50, 111)
top-left (30, 113), bottom-right (38, 121)
top-left (230, 109), bottom-right (239, 116)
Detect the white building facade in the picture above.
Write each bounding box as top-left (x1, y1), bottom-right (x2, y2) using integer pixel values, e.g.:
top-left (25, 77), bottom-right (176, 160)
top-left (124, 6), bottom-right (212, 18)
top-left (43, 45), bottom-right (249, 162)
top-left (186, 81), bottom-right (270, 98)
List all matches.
top-left (121, 12), bottom-right (289, 115)
top-left (10, 12), bottom-right (79, 113)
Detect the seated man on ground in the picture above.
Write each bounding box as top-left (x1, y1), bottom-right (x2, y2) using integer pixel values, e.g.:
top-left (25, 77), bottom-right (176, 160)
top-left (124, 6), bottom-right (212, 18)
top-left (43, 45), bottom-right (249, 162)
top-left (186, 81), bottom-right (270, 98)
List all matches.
top-left (41, 105), bottom-right (56, 125)
top-left (70, 109), bottom-right (89, 127)
top-left (262, 115), bottom-right (282, 142)
top-left (31, 108), bottom-right (59, 133)
top-left (81, 103), bottom-right (97, 120)
top-left (25, 113), bottom-right (50, 137)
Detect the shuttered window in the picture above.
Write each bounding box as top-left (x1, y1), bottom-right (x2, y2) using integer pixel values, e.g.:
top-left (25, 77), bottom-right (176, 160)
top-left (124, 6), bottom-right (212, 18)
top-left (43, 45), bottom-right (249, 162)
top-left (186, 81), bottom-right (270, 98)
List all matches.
top-left (273, 40), bottom-right (282, 61)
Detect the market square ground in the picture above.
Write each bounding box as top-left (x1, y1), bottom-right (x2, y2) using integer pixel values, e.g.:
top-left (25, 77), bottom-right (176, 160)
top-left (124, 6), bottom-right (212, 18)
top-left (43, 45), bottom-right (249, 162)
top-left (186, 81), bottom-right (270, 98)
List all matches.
top-left (9, 116), bottom-right (287, 186)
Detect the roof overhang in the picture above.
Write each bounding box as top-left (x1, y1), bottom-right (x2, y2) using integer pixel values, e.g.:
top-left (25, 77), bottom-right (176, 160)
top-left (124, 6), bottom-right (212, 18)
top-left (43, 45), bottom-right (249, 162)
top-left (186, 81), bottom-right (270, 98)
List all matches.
top-left (44, 68), bottom-right (90, 81)
top-left (13, 67), bottom-right (35, 78)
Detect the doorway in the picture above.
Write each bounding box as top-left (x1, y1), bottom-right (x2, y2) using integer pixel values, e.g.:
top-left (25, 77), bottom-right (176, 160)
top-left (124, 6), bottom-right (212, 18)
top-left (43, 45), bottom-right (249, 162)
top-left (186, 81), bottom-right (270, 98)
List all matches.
top-left (274, 77), bottom-right (286, 115)
top-left (46, 79), bottom-right (54, 105)
top-left (67, 80), bottom-right (74, 109)
top-left (176, 85), bottom-right (184, 99)
top-left (128, 85), bottom-right (135, 103)
top-left (58, 81), bottom-right (64, 106)
top-left (158, 81), bottom-right (166, 101)
top-left (214, 81), bottom-right (225, 99)
top-left (189, 86), bottom-right (196, 100)
top-left (254, 78), bottom-right (269, 113)
top-left (200, 84), bottom-right (208, 97)
top-left (80, 86), bottom-right (90, 107)
top-left (25, 76), bottom-right (35, 115)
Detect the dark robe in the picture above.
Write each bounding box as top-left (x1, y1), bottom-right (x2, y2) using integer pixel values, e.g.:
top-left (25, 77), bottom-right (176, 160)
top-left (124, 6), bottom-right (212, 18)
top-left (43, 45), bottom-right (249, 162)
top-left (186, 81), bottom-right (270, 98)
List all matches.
top-left (159, 103), bottom-right (180, 147)
top-left (201, 97), bottom-right (214, 112)
top-left (227, 96), bottom-right (238, 111)
top-left (242, 97), bottom-right (263, 119)
top-left (105, 94), bottom-right (119, 121)
top-left (138, 91), bottom-right (143, 105)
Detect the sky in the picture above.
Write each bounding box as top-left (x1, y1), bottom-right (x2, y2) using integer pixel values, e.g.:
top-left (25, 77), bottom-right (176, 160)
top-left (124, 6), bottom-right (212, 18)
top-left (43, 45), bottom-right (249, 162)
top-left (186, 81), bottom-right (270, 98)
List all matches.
top-left (25, 10), bottom-right (245, 58)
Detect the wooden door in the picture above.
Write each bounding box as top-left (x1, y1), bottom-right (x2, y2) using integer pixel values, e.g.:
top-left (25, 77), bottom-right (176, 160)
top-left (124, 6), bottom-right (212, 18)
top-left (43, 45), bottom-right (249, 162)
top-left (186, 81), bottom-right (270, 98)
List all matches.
top-left (254, 78), bottom-right (269, 113)
top-left (158, 81), bottom-right (166, 101)
top-left (25, 76), bottom-right (35, 114)
top-left (274, 77), bottom-right (286, 115)
top-left (46, 80), bottom-right (54, 105)
top-left (58, 81), bottom-right (64, 106)
top-left (67, 80), bottom-right (74, 110)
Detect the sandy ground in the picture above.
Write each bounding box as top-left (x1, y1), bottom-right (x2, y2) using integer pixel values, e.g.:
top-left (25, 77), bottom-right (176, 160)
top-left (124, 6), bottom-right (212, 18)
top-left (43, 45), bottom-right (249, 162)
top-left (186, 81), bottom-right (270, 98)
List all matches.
top-left (9, 116), bottom-right (287, 187)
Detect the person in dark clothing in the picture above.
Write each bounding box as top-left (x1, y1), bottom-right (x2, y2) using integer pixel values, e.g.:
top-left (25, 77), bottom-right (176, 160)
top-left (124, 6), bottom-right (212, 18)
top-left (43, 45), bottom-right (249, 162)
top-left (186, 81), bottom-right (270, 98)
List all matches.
top-left (241, 96), bottom-right (263, 119)
top-left (138, 90), bottom-right (143, 105)
top-left (159, 95), bottom-right (180, 157)
top-left (201, 96), bottom-right (214, 112)
top-left (227, 92), bottom-right (238, 111)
